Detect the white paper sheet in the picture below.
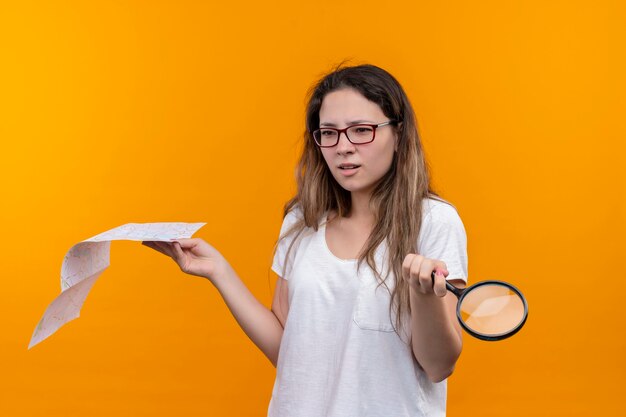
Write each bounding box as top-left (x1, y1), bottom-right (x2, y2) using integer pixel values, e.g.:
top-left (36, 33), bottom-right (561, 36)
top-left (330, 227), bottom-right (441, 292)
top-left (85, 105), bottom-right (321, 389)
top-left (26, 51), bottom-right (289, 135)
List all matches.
top-left (29, 222), bottom-right (206, 349)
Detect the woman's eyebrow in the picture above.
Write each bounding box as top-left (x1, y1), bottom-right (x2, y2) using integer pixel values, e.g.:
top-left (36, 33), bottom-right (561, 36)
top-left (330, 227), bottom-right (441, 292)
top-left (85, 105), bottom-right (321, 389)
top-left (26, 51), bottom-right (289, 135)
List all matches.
top-left (320, 119), bottom-right (374, 127)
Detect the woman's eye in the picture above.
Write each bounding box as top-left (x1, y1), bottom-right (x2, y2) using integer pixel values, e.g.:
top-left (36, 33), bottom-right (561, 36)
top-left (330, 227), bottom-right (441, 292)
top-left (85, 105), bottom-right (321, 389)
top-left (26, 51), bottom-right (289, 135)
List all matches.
top-left (321, 130), bottom-right (335, 136)
top-left (355, 127), bottom-right (372, 133)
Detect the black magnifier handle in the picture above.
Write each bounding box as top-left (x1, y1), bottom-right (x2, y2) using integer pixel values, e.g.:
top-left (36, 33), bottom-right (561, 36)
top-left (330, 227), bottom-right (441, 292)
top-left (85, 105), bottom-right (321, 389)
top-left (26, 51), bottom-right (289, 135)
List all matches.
top-left (431, 271), bottom-right (465, 297)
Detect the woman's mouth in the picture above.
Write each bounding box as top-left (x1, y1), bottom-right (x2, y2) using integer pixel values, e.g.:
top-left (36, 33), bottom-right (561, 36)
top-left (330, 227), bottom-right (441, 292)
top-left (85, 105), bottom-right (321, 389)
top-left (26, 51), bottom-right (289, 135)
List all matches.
top-left (338, 164), bottom-right (360, 176)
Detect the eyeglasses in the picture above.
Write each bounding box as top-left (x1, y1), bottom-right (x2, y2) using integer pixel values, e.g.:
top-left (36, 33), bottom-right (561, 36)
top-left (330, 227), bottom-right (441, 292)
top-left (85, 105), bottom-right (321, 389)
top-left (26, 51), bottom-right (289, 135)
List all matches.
top-left (311, 120), bottom-right (399, 148)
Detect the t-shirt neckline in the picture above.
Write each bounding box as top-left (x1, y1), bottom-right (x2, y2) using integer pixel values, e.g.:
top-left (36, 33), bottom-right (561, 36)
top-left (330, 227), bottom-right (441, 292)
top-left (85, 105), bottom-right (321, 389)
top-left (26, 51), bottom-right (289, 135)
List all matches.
top-left (321, 212), bottom-right (359, 264)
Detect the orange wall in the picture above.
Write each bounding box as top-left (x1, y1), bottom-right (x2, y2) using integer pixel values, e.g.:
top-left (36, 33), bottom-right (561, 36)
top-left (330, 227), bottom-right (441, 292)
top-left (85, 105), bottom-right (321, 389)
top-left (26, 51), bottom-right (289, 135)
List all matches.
top-left (1, 1), bottom-right (624, 415)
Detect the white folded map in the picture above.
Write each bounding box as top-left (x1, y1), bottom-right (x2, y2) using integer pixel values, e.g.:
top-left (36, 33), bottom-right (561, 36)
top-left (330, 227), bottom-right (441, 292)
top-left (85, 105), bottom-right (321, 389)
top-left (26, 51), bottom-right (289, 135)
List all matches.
top-left (29, 222), bottom-right (207, 349)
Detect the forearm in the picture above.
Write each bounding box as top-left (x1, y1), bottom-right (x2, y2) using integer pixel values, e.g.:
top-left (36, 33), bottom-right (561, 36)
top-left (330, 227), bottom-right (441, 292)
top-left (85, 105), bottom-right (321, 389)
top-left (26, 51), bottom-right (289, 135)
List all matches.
top-left (210, 264), bottom-right (284, 367)
top-left (410, 291), bottom-right (462, 382)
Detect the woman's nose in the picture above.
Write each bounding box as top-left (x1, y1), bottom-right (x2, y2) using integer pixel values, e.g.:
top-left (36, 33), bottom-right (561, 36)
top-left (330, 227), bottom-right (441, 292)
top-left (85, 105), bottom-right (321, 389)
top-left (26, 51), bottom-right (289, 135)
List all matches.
top-left (336, 131), bottom-right (355, 154)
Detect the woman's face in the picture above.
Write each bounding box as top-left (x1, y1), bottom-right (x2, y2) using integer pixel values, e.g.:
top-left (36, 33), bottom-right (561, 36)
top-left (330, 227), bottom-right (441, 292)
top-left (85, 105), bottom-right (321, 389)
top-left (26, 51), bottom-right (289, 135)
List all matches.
top-left (318, 87), bottom-right (397, 199)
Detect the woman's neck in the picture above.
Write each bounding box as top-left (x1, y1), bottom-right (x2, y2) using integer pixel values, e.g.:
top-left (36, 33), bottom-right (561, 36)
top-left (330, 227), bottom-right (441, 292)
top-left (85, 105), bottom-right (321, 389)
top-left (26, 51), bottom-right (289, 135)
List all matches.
top-left (347, 190), bottom-right (375, 226)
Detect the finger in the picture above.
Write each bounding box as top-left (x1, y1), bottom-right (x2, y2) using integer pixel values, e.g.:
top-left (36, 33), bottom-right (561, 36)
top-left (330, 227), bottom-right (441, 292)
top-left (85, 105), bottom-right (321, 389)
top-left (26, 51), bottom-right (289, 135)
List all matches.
top-left (418, 258), bottom-right (435, 293)
top-left (409, 255), bottom-right (425, 291)
top-left (434, 261), bottom-right (449, 277)
top-left (170, 241), bottom-right (187, 264)
top-left (172, 238), bottom-right (201, 249)
top-left (152, 241), bottom-right (175, 258)
top-left (433, 269), bottom-right (447, 297)
top-left (142, 241), bottom-right (171, 257)
top-left (402, 254), bottom-right (416, 282)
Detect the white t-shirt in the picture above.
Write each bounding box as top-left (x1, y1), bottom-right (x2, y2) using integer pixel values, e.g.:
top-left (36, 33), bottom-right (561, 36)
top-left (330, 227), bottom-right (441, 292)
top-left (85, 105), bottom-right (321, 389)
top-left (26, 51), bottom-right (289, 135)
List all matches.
top-left (268, 198), bottom-right (468, 417)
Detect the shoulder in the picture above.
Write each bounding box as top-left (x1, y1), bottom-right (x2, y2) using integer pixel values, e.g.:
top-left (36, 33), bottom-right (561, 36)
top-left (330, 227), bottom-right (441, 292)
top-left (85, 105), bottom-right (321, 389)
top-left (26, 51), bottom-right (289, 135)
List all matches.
top-left (281, 204), bottom-right (330, 232)
top-left (418, 197), bottom-right (466, 248)
top-left (278, 205), bottom-right (308, 238)
top-left (282, 205), bottom-right (303, 227)
top-left (421, 197), bottom-right (463, 227)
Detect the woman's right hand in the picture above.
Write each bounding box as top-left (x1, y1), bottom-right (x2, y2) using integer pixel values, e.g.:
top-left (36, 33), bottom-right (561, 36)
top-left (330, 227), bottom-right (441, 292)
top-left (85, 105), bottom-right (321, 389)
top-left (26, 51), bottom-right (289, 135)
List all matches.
top-left (141, 238), bottom-right (230, 282)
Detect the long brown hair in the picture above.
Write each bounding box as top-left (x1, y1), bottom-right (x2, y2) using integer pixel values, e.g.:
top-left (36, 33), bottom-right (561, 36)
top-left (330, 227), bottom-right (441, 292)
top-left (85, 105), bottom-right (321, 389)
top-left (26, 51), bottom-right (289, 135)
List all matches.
top-left (277, 63), bottom-right (441, 335)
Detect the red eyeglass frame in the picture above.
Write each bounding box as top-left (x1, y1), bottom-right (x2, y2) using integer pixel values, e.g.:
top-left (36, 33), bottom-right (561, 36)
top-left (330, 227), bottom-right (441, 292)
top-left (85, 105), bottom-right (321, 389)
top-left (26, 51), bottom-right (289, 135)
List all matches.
top-left (311, 120), bottom-right (399, 147)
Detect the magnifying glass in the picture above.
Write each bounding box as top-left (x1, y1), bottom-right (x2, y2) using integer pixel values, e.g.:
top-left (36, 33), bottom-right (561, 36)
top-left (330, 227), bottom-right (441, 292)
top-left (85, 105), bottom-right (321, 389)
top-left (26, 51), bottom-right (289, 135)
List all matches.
top-left (434, 273), bottom-right (528, 341)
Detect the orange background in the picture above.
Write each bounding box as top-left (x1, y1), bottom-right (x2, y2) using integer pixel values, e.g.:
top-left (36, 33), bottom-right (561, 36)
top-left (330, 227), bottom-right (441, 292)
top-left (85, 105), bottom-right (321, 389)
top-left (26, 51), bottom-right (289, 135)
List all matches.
top-left (1, 1), bottom-right (624, 415)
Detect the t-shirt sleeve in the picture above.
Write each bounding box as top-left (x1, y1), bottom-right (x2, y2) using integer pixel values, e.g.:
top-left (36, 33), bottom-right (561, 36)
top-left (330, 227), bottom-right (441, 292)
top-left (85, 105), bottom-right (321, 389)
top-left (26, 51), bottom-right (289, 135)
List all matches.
top-left (418, 201), bottom-right (468, 283)
top-left (271, 208), bottom-right (302, 280)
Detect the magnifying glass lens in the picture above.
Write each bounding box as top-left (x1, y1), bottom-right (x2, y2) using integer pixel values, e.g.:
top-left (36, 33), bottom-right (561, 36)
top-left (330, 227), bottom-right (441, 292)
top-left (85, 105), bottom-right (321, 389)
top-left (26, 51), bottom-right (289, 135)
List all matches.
top-left (459, 283), bottom-right (526, 337)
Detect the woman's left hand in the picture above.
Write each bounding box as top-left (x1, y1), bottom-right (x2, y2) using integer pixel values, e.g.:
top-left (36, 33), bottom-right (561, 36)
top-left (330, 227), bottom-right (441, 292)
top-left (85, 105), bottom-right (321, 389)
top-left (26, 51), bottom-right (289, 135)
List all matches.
top-left (402, 254), bottom-right (449, 297)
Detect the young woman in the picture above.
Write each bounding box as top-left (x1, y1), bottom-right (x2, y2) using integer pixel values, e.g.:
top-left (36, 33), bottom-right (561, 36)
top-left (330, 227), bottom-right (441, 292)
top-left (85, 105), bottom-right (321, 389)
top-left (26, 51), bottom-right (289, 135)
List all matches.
top-left (142, 63), bottom-right (468, 416)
